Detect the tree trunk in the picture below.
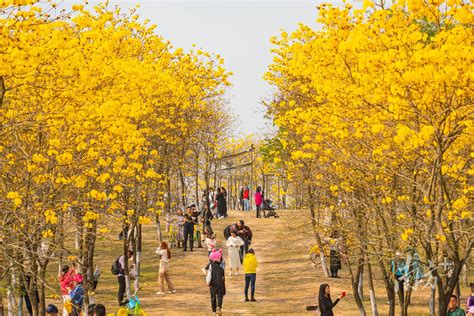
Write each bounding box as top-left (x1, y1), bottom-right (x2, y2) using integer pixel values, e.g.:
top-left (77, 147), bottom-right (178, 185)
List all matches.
top-left (0, 286), bottom-right (5, 316)
top-left (37, 266), bottom-right (46, 316)
top-left (0, 76), bottom-right (5, 106)
top-left (135, 224), bottom-right (142, 290)
top-left (306, 183), bottom-right (330, 277)
top-left (155, 213), bottom-right (162, 242)
top-left (179, 169), bottom-right (186, 207)
top-left (429, 286), bottom-right (436, 316)
top-left (367, 260), bottom-right (378, 316)
top-left (358, 264), bottom-right (364, 300)
top-left (195, 152), bottom-right (200, 209)
top-left (83, 220), bottom-right (97, 313)
top-left (462, 263), bottom-right (468, 286)
top-left (348, 257), bottom-right (366, 316)
top-left (122, 225), bottom-right (132, 300)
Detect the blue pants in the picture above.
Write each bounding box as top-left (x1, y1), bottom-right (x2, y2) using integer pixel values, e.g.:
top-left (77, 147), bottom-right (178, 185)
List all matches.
top-left (244, 273), bottom-right (256, 298)
top-left (243, 199), bottom-right (250, 211)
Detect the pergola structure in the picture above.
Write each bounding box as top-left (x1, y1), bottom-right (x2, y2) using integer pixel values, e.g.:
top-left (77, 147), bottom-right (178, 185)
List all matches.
top-left (214, 145), bottom-right (255, 210)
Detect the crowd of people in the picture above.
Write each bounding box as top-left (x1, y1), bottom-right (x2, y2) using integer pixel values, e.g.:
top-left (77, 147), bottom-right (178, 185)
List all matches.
top-left (55, 264), bottom-right (110, 316)
top-left (42, 187), bottom-right (473, 316)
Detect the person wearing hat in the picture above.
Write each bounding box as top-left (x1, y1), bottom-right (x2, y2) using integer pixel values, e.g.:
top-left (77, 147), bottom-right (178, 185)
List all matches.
top-left (46, 304), bottom-right (59, 316)
top-left (243, 249), bottom-right (258, 302)
top-left (206, 249), bottom-right (226, 315)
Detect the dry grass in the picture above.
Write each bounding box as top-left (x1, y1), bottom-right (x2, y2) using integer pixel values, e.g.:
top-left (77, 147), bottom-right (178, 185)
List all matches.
top-left (43, 209), bottom-right (470, 315)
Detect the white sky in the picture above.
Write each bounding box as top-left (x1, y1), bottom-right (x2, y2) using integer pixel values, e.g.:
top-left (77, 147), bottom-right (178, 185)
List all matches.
top-left (63, 0), bottom-right (339, 135)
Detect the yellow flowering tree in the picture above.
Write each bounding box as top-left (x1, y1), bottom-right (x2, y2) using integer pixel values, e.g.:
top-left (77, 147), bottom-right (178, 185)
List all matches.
top-left (0, 1), bottom-right (231, 314)
top-left (265, 1), bottom-right (473, 315)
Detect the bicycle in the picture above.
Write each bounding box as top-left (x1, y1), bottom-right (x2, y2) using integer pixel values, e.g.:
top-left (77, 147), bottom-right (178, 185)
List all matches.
top-left (309, 244), bottom-right (329, 265)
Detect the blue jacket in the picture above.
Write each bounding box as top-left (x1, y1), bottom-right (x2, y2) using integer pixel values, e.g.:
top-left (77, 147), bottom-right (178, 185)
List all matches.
top-left (70, 284), bottom-right (84, 307)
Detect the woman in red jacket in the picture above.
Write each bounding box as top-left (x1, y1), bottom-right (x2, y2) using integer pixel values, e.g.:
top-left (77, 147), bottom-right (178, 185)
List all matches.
top-left (254, 186), bottom-right (263, 218)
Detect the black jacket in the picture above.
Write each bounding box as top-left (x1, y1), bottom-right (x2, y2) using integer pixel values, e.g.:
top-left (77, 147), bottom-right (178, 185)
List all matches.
top-left (209, 262), bottom-right (225, 292)
top-left (319, 296), bottom-right (339, 316)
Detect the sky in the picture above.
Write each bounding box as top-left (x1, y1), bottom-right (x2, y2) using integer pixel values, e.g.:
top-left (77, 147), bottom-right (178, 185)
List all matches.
top-left (64, 0), bottom-right (332, 135)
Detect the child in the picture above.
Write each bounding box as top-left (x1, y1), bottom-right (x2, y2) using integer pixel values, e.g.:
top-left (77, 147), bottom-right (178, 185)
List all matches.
top-left (243, 248), bottom-right (258, 302)
top-left (206, 249), bottom-right (226, 315)
top-left (205, 233), bottom-right (217, 256)
top-left (69, 274), bottom-right (84, 316)
top-left (467, 283), bottom-right (474, 316)
top-left (202, 246), bottom-right (225, 275)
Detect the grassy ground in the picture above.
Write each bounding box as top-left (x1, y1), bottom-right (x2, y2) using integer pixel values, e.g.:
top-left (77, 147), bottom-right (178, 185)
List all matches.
top-left (44, 209), bottom-right (470, 315)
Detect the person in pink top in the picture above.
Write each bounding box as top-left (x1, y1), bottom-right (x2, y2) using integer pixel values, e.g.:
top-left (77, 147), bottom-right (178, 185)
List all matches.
top-left (254, 186), bottom-right (263, 218)
top-left (59, 265), bottom-right (76, 316)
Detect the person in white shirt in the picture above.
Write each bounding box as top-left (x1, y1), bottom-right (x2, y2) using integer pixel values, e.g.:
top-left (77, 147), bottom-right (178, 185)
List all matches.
top-left (156, 241), bottom-right (176, 295)
top-left (226, 231), bottom-right (244, 276)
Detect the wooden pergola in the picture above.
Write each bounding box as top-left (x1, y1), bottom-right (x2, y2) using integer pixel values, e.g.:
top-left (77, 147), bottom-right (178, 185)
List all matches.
top-left (214, 145), bottom-right (255, 210)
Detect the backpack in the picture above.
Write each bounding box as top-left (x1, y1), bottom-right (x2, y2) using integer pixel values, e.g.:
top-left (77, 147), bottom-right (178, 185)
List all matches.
top-left (111, 257), bottom-right (121, 275)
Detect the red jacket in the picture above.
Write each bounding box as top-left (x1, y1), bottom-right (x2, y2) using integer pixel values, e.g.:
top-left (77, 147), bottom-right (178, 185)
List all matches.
top-left (243, 189), bottom-right (249, 199)
top-left (254, 192), bottom-right (262, 206)
top-left (59, 270), bottom-right (75, 295)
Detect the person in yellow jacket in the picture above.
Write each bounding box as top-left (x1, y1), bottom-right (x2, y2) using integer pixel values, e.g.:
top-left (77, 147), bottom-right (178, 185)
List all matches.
top-left (243, 249), bottom-right (258, 302)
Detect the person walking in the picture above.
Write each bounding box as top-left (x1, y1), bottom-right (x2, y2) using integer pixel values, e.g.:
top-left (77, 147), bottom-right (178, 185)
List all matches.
top-left (117, 250), bottom-right (133, 304)
top-left (243, 249), bottom-right (258, 302)
top-left (183, 207), bottom-right (195, 252)
top-left (318, 283), bottom-right (346, 316)
top-left (254, 187), bottom-right (263, 218)
top-left (226, 231), bottom-right (244, 276)
top-left (156, 241), bottom-right (176, 295)
top-left (206, 249), bottom-right (226, 315)
top-left (236, 220), bottom-right (253, 262)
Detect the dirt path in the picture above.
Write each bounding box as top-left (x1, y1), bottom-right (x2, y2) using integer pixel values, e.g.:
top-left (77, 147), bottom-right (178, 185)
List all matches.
top-left (88, 209), bottom-right (439, 315)
top-left (91, 209), bottom-right (321, 315)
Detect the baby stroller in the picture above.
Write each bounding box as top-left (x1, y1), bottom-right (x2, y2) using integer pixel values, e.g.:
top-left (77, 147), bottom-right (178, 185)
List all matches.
top-left (262, 199), bottom-right (279, 218)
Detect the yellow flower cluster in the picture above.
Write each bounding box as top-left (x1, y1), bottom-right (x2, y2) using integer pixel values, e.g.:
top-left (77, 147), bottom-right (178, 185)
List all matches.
top-left (265, 0), bottom-right (472, 284)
